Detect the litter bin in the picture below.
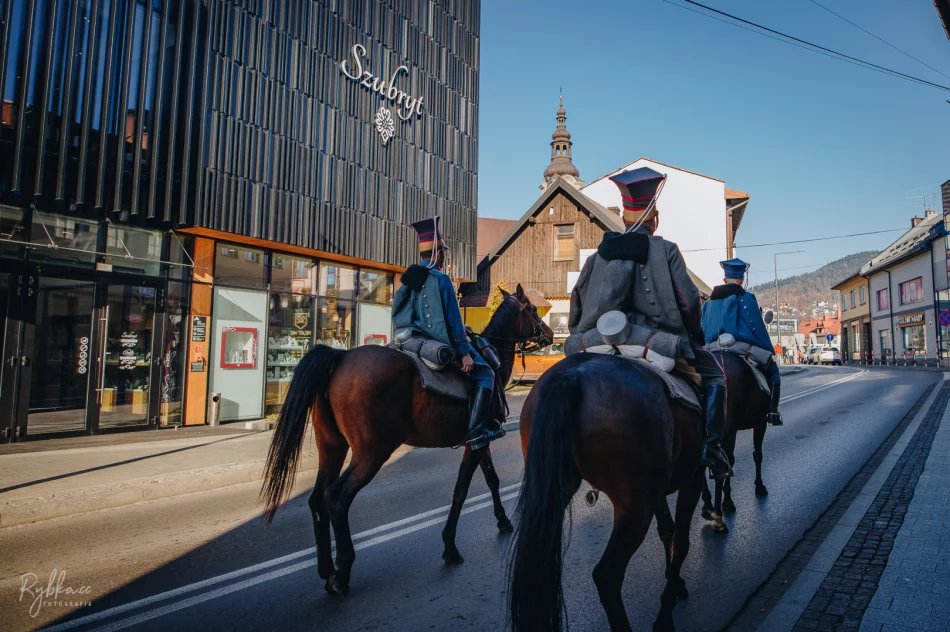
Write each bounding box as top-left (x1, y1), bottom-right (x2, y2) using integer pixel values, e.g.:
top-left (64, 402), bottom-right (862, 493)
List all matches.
top-left (208, 392), bottom-right (222, 426)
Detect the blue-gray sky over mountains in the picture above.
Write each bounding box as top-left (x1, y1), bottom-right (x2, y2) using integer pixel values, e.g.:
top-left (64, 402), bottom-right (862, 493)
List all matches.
top-left (477, 0), bottom-right (950, 284)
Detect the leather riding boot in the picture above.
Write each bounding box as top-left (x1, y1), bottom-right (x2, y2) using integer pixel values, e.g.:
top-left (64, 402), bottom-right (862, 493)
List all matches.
top-left (467, 387), bottom-right (504, 450)
top-left (767, 382), bottom-right (784, 426)
top-left (700, 384), bottom-right (733, 480)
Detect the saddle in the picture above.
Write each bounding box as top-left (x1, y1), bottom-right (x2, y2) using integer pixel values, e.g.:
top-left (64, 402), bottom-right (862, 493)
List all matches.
top-left (704, 339), bottom-right (772, 396)
top-left (390, 332), bottom-right (509, 427)
top-left (582, 345), bottom-right (702, 412)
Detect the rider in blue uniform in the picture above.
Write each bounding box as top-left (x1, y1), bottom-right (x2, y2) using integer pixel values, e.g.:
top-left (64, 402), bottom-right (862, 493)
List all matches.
top-left (701, 258), bottom-right (783, 426)
top-left (392, 217), bottom-right (501, 449)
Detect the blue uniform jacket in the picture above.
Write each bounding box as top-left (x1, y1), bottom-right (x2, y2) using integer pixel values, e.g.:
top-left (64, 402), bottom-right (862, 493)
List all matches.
top-left (392, 262), bottom-right (479, 361)
top-left (701, 284), bottom-right (774, 352)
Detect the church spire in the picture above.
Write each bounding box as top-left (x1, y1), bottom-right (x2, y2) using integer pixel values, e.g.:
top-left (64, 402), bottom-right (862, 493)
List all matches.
top-left (541, 91), bottom-right (583, 190)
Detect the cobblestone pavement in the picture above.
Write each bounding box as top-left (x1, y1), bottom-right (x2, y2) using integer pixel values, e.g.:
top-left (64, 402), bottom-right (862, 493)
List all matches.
top-left (859, 385), bottom-right (950, 632)
top-left (727, 382), bottom-right (940, 631)
top-left (793, 383), bottom-right (950, 632)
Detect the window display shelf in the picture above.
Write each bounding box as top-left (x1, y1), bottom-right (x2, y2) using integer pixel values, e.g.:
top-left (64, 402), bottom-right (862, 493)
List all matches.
top-left (267, 362), bottom-right (300, 367)
top-left (267, 344), bottom-right (306, 351)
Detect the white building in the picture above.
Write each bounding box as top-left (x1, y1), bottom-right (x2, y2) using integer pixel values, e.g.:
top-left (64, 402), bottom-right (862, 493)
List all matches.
top-left (581, 158), bottom-right (749, 289)
top-left (862, 211), bottom-right (947, 362)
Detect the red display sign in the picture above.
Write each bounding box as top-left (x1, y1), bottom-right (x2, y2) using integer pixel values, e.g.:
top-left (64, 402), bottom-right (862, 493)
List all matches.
top-left (220, 327), bottom-right (258, 369)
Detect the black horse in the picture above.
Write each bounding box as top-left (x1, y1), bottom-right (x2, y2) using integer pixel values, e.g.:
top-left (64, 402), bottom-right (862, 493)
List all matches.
top-left (509, 354), bottom-right (705, 631)
top-left (700, 350), bottom-right (771, 533)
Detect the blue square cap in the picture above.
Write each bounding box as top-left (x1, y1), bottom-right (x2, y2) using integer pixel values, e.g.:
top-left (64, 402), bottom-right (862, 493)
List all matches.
top-left (720, 258), bottom-right (750, 279)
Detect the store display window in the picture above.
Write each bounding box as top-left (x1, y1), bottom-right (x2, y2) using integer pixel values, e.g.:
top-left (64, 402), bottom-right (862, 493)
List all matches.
top-left (318, 263), bottom-right (357, 300)
top-left (358, 303), bottom-right (392, 347)
top-left (221, 327), bottom-right (258, 368)
top-left (215, 244), bottom-right (268, 288)
top-left (266, 294), bottom-right (314, 414)
top-left (359, 269), bottom-right (393, 304)
top-left (902, 325), bottom-right (926, 355)
top-left (317, 297), bottom-right (354, 349)
top-left (272, 255), bottom-right (316, 293)
top-left (160, 281), bottom-right (190, 426)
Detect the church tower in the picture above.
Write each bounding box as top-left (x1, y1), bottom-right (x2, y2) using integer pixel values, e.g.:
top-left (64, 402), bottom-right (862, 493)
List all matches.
top-left (541, 94), bottom-right (583, 190)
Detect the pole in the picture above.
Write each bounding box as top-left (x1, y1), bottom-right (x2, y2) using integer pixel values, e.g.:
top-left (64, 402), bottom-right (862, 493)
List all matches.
top-left (774, 252), bottom-right (779, 364)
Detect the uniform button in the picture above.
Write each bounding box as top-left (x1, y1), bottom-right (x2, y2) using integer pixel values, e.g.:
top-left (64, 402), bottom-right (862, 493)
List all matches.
top-left (428, 324), bottom-right (432, 328)
top-left (423, 294), bottom-right (428, 298)
top-left (642, 276), bottom-right (648, 281)
top-left (645, 288), bottom-right (651, 294)
top-left (426, 313), bottom-right (431, 317)
top-left (649, 300), bottom-right (656, 305)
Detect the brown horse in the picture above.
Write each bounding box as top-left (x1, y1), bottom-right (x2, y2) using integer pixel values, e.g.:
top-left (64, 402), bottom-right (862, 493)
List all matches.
top-left (509, 353), bottom-right (705, 632)
top-left (700, 350), bottom-right (771, 533)
top-left (261, 285), bottom-right (551, 597)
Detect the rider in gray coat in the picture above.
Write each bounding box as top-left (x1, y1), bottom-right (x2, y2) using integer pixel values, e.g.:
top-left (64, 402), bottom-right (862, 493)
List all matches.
top-left (567, 167), bottom-right (732, 479)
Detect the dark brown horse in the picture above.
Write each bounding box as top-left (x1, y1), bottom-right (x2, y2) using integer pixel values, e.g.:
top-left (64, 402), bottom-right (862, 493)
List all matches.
top-left (261, 285), bottom-right (551, 597)
top-left (509, 354), bottom-right (705, 632)
top-left (700, 350), bottom-right (771, 533)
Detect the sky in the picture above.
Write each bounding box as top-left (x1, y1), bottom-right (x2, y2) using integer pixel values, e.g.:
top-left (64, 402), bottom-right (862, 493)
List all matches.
top-left (476, 0), bottom-right (950, 285)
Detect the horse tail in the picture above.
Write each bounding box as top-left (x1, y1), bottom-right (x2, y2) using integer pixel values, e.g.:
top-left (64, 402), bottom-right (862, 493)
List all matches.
top-left (261, 344), bottom-right (346, 523)
top-left (509, 370), bottom-right (582, 632)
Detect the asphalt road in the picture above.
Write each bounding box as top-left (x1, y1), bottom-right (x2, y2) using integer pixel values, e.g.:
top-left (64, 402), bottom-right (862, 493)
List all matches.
top-left (0, 367), bottom-right (938, 632)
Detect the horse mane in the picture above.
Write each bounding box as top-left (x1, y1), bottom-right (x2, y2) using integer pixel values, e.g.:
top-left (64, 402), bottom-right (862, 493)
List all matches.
top-left (481, 293), bottom-right (519, 341)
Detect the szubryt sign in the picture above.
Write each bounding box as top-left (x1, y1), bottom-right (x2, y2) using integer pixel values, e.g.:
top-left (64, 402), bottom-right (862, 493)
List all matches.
top-left (341, 44), bottom-right (425, 146)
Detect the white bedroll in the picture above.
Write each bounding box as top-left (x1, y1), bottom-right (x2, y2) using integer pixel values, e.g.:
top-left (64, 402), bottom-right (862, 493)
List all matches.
top-left (586, 311), bottom-right (677, 373)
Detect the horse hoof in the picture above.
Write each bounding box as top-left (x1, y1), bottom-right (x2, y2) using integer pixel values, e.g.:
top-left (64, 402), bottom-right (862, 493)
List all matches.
top-left (755, 484), bottom-right (769, 497)
top-left (442, 548), bottom-right (465, 565)
top-left (317, 561), bottom-right (334, 581)
top-left (711, 515), bottom-right (728, 534)
top-left (701, 506), bottom-right (714, 521)
top-left (327, 574), bottom-right (349, 597)
top-left (722, 499), bottom-right (736, 513)
top-left (497, 518), bottom-right (514, 534)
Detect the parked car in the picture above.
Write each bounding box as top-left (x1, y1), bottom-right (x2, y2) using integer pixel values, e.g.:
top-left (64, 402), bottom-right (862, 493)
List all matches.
top-left (820, 347), bottom-right (843, 366)
top-left (511, 342), bottom-right (565, 383)
top-left (805, 347), bottom-right (821, 365)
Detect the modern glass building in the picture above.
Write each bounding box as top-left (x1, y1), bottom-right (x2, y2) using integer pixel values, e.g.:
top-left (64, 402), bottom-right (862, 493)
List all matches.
top-left (0, 0), bottom-right (481, 440)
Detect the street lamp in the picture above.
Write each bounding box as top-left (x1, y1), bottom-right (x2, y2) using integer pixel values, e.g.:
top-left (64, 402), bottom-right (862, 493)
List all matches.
top-left (774, 250), bottom-right (804, 364)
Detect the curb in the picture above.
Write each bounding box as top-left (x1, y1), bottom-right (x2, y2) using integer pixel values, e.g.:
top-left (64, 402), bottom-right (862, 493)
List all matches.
top-left (0, 453), bottom-right (318, 529)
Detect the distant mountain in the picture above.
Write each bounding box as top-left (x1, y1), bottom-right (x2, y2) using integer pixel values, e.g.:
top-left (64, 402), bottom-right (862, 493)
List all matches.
top-left (748, 251), bottom-right (878, 316)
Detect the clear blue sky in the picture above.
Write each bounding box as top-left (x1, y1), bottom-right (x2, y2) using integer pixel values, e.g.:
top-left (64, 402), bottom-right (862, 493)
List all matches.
top-left (477, 0), bottom-right (950, 285)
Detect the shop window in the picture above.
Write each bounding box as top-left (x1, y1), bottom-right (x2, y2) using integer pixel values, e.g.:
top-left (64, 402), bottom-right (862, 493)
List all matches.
top-left (271, 255), bottom-right (316, 293)
top-left (318, 263), bottom-right (357, 300)
top-left (554, 225), bottom-right (574, 261)
top-left (899, 278), bottom-right (923, 305)
top-left (317, 296), bottom-right (354, 349)
top-left (29, 211), bottom-right (99, 264)
top-left (359, 269), bottom-right (394, 304)
top-left (105, 225), bottom-right (163, 276)
top-left (877, 289), bottom-right (889, 311)
top-left (902, 325), bottom-right (926, 355)
top-left (266, 293), bottom-right (314, 414)
top-left (215, 244), bottom-right (267, 288)
top-left (357, 303), bottom-right (392, 346)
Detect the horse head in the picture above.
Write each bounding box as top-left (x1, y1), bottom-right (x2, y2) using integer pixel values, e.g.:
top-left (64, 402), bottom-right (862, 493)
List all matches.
top-left (497, 283), bottom-right (553, 352)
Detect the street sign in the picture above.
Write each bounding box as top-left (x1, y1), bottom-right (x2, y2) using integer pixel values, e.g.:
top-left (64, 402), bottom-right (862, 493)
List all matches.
top-left (826, 333), bottom-right (834, 343)
top-left (939, 310), bottom-right (950, 328)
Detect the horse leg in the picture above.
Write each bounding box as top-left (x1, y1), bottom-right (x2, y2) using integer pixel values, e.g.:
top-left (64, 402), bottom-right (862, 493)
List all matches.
top-left (441, 446), bottom-right (484, 565)
top-left (700, 476), bottom-right (714, 520)
top-left (325, 454), bottom-right (386, 597)
top-left (479, 447), bottom-right (514, 533)
top-left (310, 441), bottom-right (347, 581)
top-left (592, 498), bottom-right (654, 632)
top-left (753, 421), bottom-right (768, 497)
top-left (655, 496), bottom-right (675, 578)
top-left (711, 478), bottom-right (728, 534)
top-left (721, 436), bottom-right (737, 513)
top-left (653, 468), bottom-right (703, 632)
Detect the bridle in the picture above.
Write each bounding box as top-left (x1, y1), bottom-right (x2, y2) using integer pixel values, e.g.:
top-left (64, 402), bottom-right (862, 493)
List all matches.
top-left (476, 294), bottom-right (552, 386)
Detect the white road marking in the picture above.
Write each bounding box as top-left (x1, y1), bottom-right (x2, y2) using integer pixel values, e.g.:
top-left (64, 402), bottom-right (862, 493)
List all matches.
top-left (43, 485), bottom-right (521, 631)
top-left (780, 369), bottom-right (867, 404)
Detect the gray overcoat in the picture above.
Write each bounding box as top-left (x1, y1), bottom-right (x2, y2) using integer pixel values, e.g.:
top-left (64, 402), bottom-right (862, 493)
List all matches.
top-left (566, 227), bottom-right (704, 359)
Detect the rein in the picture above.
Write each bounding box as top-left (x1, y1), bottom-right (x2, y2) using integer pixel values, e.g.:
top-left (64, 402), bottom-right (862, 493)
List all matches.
top-left (476, 295), bottom-right (550, 389)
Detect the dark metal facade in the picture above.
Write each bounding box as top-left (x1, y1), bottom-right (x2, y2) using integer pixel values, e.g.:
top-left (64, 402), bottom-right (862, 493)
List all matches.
top-left (195, 0), bottom-right (481, 278)
top-left (0, 0), bottom-right (209, 224)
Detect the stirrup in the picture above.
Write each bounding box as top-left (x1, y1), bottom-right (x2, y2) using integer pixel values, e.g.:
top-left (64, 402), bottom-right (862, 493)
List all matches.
top-left (767, 412), bottom-right (784, 427)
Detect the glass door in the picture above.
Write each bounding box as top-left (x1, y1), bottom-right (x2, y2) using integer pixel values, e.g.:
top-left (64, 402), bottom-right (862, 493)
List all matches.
top-left (98, 284), bottom-right (157, 428)
top-left (27, 278), bottom-right (96, 434)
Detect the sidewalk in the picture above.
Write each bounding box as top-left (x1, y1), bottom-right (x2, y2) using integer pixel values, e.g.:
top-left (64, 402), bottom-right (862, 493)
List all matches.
top-left (0, 426), bottom-right (318, 529)
top-left (749, 373), bottom-right (950, 631)
top-left (0, 393), bottom-right (529, 529)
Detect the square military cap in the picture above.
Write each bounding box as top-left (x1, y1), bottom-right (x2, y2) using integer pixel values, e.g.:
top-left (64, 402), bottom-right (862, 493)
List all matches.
top-left (609, 167), bottom-right (667, 224)
top-left (410, 216), bottom-right (447, 253)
